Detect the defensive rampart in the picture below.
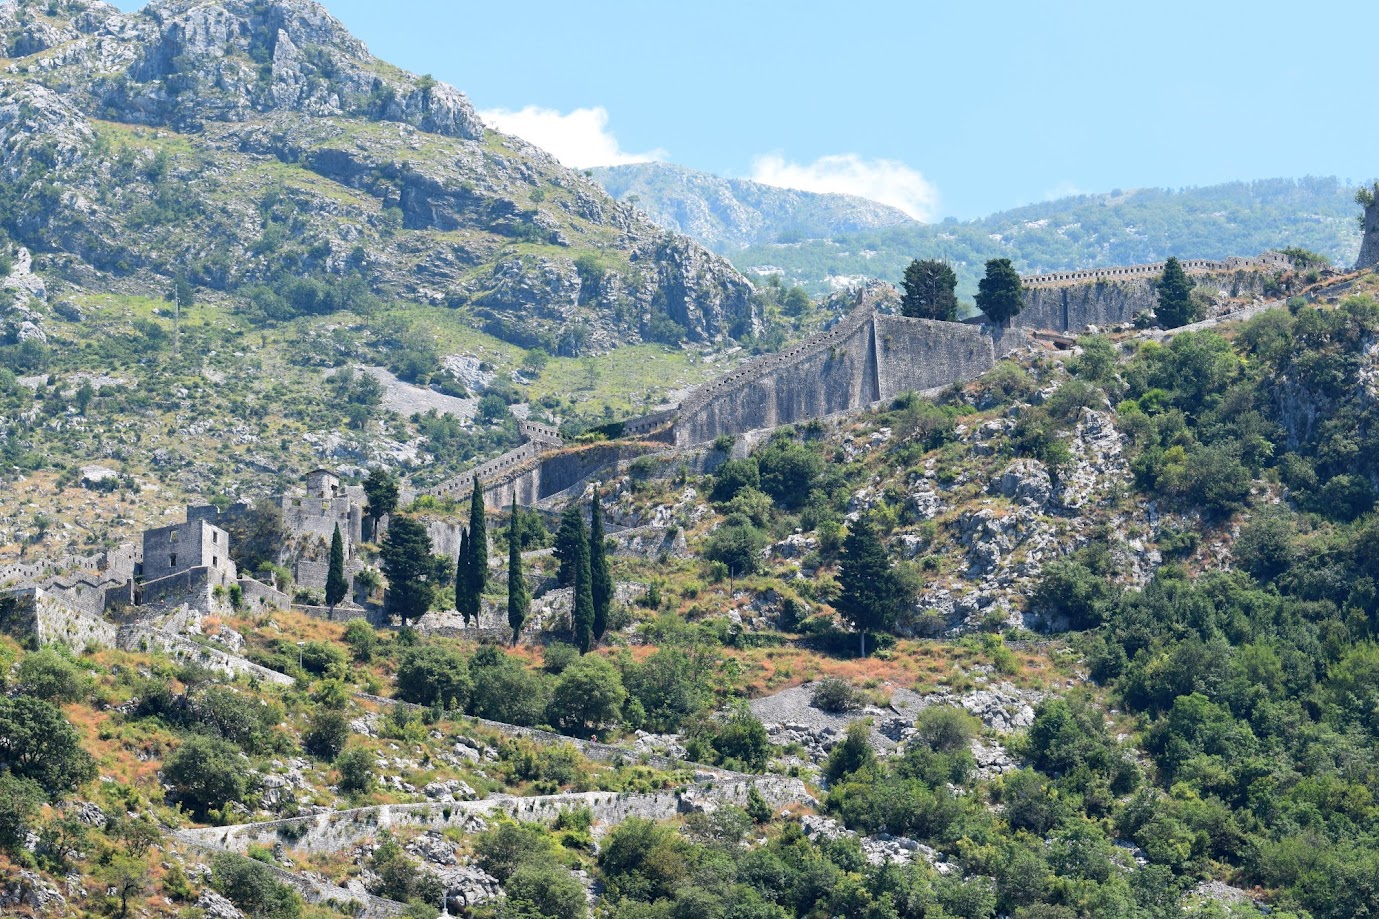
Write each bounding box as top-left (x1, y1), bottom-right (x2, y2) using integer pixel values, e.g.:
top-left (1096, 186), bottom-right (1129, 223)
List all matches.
top-left (1020, 252), bottom-right (1291, 288)
top-left (1017, 264), bottom-right (1281, 333)
top-left (1359, 189), bottom-right (1379, 270)
top-left (669, 306), bottom-right (1021, 447)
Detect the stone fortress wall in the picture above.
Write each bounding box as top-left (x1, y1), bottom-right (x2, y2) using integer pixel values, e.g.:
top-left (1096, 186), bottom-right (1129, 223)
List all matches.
top-left (1359, 187), bottom-right (1379, 270)
top-left (1016, 252), bottom-right (1292, 333)
top-left (1020, 252), bottom-right (1291, 288)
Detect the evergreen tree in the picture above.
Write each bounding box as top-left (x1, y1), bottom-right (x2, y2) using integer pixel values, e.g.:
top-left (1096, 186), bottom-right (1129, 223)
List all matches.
top-left (379, 515), bottom-right (434, 626)
top-left (900, 258), bottom-right (959, 321)
top-left (362, 468), bottom-right (399, 541)
top-left (507, 497), bottom-right (529, 645)
top-left (455, 527), bottom-right (472, 625)
top-left (1154, 256), bottom-right (1198, 328)
top-left (571, 510), bottom-right (594, 654)
top-left (325, 523), bottom-right (348, 618)
top-left (589, 487), bottom-right (613, 641)
top-left (835, 516), bottom-right (909, 657)
top-left (554, 502), bottom-right (584, 588)
top-left (466, 479), bottom-right (488, 623)
top-left (975, 257), bottom-right (1025, 326)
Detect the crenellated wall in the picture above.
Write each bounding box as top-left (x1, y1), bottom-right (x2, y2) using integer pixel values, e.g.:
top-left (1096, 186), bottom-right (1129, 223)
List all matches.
top-left (1017, 268), bottom-right (1279, 333)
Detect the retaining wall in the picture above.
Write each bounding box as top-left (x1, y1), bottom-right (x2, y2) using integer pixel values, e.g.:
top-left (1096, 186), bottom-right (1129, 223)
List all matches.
top-left (0, 587), bottom-right (120, 648)
top-left (117, 625), bottom-right (296, 684)
top-left (177, 779), bottom-right (811, 857)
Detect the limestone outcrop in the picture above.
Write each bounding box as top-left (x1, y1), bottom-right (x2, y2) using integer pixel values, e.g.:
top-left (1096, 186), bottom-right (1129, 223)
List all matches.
top-left (0, 0), bottom-right (756, 350)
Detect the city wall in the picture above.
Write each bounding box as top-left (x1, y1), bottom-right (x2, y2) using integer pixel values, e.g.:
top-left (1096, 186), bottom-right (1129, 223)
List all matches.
top-left (1017, 259), bottom-right (1288, 333)
top-left (1360, 190), bottom-right (1379, 270)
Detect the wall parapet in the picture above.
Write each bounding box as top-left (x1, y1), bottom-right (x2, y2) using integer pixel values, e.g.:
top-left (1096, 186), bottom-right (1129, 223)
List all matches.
top-left (1021, 252), bottom-right (1291, 288)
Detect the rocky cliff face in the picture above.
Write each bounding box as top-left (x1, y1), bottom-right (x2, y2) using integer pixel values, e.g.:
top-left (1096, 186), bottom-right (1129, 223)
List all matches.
top-left (592, 162), bottom-right (915, 251)
top-left (0, 0), bottom-right (755, 350)
top-left (1359, 185), bottom-right (1379, 270)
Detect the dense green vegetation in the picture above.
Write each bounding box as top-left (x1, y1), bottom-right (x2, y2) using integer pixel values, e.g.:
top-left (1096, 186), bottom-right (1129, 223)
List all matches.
top-left (732, 177), bottom-right (1361, 300)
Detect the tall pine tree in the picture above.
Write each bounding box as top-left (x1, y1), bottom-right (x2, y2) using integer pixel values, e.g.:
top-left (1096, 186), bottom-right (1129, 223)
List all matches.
top-left (570, 508), bottom-right (594, 654)
top-left (836, 516), bottom-right (909, 657)
top-left (456, 527), bottom-right (472, 625)
top-left (325, 523), bottom-right (348, 619)
top-left (466, 478), bottom-right (488, 622)
top-left (589, 488), bottom-right (612, 641)
top-left (507, 496), bottom-right (529, 645)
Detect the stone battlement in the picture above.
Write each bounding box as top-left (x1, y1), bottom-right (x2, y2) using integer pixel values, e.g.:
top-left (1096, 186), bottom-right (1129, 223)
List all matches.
top-left (1021, 252), bottom-right (1291, 288)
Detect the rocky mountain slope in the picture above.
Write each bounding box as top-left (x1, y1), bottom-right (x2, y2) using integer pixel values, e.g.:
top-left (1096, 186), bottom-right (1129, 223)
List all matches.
top-left (591, 161), bottom-right (914, 251)
top-left (0, 0), bottom-right (757, 352)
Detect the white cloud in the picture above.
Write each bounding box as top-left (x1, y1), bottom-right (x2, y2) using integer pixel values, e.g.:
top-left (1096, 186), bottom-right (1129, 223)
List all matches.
top-left (477, 105), bottom-right (667, 169)
top-left (749, 153), bottom-right (939, 221)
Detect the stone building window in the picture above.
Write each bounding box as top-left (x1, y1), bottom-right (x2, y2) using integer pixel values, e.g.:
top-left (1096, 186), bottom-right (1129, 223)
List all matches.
top-left (169, 530), bottom-right (178, 543)
top-left (169, 553), bottom-right (177, 567)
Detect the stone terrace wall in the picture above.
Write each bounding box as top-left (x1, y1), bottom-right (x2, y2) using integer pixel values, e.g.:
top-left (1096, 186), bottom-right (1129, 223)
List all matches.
top-left (176, 839), bottom-right (404, 918)
top-left (178, 779), bottom-right (812, 857)
top-left (117, 625), bottom-right (295, 685)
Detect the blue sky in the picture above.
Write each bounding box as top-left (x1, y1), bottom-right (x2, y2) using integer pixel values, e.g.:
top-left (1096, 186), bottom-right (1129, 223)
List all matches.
top-left (112, 0), bottom-right (1375, 220)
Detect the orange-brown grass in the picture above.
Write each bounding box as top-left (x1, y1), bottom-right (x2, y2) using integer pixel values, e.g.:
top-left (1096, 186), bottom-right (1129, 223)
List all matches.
top-left (731, 638), bottom-right (1067, 699)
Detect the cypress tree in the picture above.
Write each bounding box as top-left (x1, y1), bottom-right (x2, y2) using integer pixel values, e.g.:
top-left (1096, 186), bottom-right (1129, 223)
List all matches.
top-left (507, 496), bottom-right (529, 645)
top-left (835, 516), bottom-right (908, 657)
top-left (456, 527), bottom-right (472, 625)
top-left (1155, 256), bottom-right (1198, 328)
top-left (554, 502), bottom-right (584, 588)
top-left (466, 478), bottom-right (488, 621)
top-left (325, 523), bottom-right (348, 619)
top-left (571, 510), bottom-right (594, 654)
top-left (975, 258), bottom-right (1025, 326)
top-left (900, 258), bottom-right (959, 321)
top-left (467, 480), bottom-right (488, 592)
top-left (379, 515), bottom-right (434, 627)
top-left (589, 487), bottom-right (613, 641)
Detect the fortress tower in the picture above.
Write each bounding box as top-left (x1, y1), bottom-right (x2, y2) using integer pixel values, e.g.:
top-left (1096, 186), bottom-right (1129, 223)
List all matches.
top-left (1358, 183), bottom-right (1379, 271)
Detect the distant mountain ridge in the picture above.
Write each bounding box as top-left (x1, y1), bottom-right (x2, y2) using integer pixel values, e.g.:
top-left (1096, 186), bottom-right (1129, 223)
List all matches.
top-left (593, 167), bottom-right (1364, 298)
top-left (591, 162), bottom-right (914, 252)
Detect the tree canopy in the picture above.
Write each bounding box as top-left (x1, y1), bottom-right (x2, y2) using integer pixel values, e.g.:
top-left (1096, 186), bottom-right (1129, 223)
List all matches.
top-left (901, 258), bottom-right (959, 321)
top-left (379, 515), bottom-right (434, 626)
top-left (975, 257), bottom-right (1024, 326)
